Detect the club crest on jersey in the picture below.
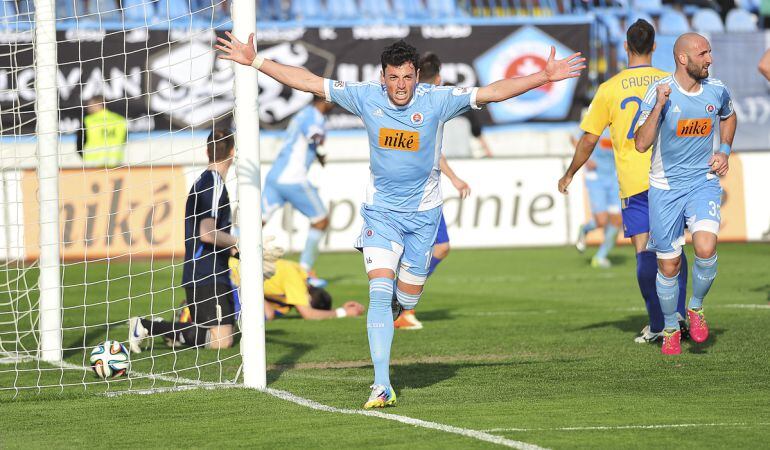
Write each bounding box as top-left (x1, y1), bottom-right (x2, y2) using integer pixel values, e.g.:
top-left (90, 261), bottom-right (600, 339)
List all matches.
top-left (365, 228), bottom-right (374, 237)
top-left (705, 104), bottom-right (716, 114)
top-left (378, 128), bottom-right (419, 152)
top-left (410, 112), bottom-right (424, 125)
top-left (676, 118), bottom-right (712, 137)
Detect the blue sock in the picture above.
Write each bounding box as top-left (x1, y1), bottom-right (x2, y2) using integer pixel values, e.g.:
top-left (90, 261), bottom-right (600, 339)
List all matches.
top-left (637, 251), bottom-right (664, 333)
top-left (299, 227), bottom-right (325, 271)
top-left (677, 251), bottom-right (688, 317)
top-left (690, 253), bottom-right (717, 310)
top-left (367, 277), bottom-right (394, 386)
top-left (595, 224), bottom-right (619, 260)
top-left (427, 256), bottom-right (443, 277)
top-left (396, 288), bottom-right (421, 310)
top-left (656, 271), bottom-right (680, 330)
top-left (582, 219), bottom-right (597, 234)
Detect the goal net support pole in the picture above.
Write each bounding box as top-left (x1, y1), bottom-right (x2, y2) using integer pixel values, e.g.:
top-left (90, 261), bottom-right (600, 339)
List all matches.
top-left (232, 0), bottom-right (267, 389)
top-left (34, 0), bottom-right (62, 364)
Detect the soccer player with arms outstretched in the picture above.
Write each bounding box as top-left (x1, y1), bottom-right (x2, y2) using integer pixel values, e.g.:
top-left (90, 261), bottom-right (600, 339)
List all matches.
top-left (559, 20), bottom-right (689, 343)
top-left (217, 33), bottom-right (584, 407)
top-left (634, 33), bottom-right (737, 355)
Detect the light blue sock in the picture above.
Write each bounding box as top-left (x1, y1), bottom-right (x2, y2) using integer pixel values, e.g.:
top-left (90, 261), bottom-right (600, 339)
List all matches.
top-left (656, 271), bottom-right (680, 330)
top-left (367, 277), bottom-right (394, 387)
top-left (582, 219), bottom-right (597, 234)
top-left (396, 289), bottom-right (421, 310)
top-left (299, 227), bottom-right (325, 271)
top-left (595, 224), bottom-right (619, 260)
top-left (690, 254), bottom-right (717, 310)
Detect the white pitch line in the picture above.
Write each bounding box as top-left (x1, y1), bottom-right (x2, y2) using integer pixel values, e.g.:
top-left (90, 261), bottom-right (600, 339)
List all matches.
top-left (265, 387), bottom-right (546, 450)
top-left (484, 422), bottom-right (770, 432)
top-left (53, 360), bottom-right (544, 449)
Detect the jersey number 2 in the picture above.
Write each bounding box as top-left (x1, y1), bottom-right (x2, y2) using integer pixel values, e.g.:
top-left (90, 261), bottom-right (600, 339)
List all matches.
top-left (621, 96), bottom-right (643, 139)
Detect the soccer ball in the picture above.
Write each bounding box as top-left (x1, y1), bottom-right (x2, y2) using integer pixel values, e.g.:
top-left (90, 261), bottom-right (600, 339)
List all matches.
top-left (89, 340), bottom-right (130, 379)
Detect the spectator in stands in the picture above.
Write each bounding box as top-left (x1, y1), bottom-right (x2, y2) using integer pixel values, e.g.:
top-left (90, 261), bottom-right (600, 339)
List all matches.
top-left (76, 96), bottom-right (127, 168)
top-left (759, 48), bottom-right (770, 81)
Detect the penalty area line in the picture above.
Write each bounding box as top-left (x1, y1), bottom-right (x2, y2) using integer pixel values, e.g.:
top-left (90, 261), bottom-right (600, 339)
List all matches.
top-left (484, 422), bottom-right (770, 432)
top-left (265, 387), bottom-right (546, 450)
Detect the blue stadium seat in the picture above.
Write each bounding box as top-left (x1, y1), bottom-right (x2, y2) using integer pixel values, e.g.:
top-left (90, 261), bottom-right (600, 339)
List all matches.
top-left (1, 0), bottom-right (17, 24)
top-left (658, 8), bottom-right (690, 35)
top-left (359, 0), bottom-right (391, 19)
top-left (156, 0), bottom-right (190, 19)
top-left (326, 0), bottom-right (359, 19)
top-left (87, 0), bottom-right (122, 21)
top-left (725, 8), bottom-right (758, 31)
top-left (627, 11), bottom-right (655, 30)
top-left (598, 14), bottom-right (624, 44)
top-left (427, 0), bottom-right (457, 18)
top-left (632, 0), bottom-right (662, 15)
top-left (692, 8), bottom-right (725, 33)
top-left (291, 0), bottom-right (325, 20)
top-left (122, 0), bottom-right (155, 22)
top-left (393, 0), bottom-right (428, 19)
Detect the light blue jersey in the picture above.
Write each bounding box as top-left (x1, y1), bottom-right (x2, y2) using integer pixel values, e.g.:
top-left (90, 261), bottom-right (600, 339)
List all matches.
top-left (267, 105), bottom-right (326, 184)
top-left (638, 76), bottom-right (734, 190)
top-left (324, 79), bottom-right (479, 212)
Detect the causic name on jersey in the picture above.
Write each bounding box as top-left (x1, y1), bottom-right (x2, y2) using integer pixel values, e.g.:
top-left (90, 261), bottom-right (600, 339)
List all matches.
top-left (379, 128), bottom-right (419, 152)
top-left (676, 118), bottom-right (712, 137)
top-left (621, 75), bottom-right (663, 90)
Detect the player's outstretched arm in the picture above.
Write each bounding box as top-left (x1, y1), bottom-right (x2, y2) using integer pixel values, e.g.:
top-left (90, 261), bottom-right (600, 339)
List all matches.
top-left (709, 113), bottom-right (737, 176)
top-left (216, 32), bottom-right (325, 98)
top-left (558, 132), bottom-right (600, 194)
top-left (475, 47), bottom-right (585, 106)
top-left (634, 84), bottom-right (670, 152)
top-left (758, 49), bottom-right (770, 82)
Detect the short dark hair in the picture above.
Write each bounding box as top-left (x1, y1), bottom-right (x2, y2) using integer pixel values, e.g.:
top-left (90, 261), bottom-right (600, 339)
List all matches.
top-left (627, 19), bottom-right (655, 56)
top-left (419, 52), bottom-right (441, 83)
top-left (206, 128), bottom-right (234, 163)
top-left (380, 40), bottom-right (420, 73)
top-left (308, 286), bottom-right (332, 310)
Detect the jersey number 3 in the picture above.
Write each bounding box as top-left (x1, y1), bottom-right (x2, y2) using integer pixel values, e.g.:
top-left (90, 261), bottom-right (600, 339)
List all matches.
top-left (621, 96), bottom-right (643, 139)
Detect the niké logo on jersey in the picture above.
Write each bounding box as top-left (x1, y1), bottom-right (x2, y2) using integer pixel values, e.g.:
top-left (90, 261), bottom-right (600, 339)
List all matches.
top-left (378, 128), bottom-right (419, 152)
top-left (676, 118), bottom-right (712, 137)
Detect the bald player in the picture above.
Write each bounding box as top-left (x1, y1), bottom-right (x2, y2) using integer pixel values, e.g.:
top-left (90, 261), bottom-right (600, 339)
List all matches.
top-left (635, 33), bottom-right (737, 355)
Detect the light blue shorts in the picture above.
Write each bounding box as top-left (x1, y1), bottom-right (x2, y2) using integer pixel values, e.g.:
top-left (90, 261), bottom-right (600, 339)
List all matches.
top-left (355, 205), bottom-right (442, 278)
top-left (586, 175), bottom-right (621, 214)
top-left (262, 181), bottom-right (327, 223)
top-left (647, 179), bottom-right (722, 258)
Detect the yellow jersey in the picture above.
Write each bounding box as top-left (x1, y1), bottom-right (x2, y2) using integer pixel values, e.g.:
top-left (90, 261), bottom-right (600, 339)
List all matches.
top-left (580, 66), bottom-right (668, 198)
top-left (263, 260), bottom-right (310, 315)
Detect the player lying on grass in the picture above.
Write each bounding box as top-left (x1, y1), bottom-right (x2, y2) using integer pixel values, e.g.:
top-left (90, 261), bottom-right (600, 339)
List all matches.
top-left (634, 33), bottom-right (737, 355)
top-left (217, 32), bottom-right (584, 408)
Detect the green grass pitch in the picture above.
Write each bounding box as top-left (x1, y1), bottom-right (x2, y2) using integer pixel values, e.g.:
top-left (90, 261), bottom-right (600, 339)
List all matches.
top-left (2, 243), bottom-right (769, 448)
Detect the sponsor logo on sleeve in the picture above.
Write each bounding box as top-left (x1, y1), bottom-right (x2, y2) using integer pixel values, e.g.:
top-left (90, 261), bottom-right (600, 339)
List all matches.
top-left (333, 80), bottom-right (345, 90)
top-left (676, 118), bottom-right (712, 137)
top-left (378, 128), bottom-right (420, 151)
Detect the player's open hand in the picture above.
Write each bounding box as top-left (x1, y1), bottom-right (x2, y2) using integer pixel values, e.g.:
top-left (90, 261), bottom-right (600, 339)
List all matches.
top-left (708, 152), bottom-right (729, 176)
top-left (544, 47), bottom-right (586, 82)
top-left (215, 31), bottom-right (257, 66)
top-left (656, 84), bottom-right (671, 106)
top-left (343, 301), bottom-right (365, 317)
top-left (557, 173), bottom-right (573, 194)
top-left (452, 178), bottom-right (471, 199)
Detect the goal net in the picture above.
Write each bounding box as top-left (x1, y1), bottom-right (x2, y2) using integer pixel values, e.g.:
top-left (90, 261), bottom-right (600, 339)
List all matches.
top-left (0, 0), bottom-right (265, 397)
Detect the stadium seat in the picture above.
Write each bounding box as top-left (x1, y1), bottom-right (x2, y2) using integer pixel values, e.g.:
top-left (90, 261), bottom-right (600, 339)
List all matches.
top-left (122, 0), bottom-right (155, 23)
top-left (326, 0), bottom-right (359, 19)
top-left (156, 0), bottom-right (190, 19)
top-left (626, 11), bottom-right (655, 30)
top-left (291, 0), bottom-right (325, 20)
top-left (393, 0), bottom-right (428, 19)
top-left (692, 8), bottom-right (725, 33)
top-left (359, 0), bottom-right (391, 19)
top-left (87, 0), bottom-right (122, 21)
top-left (632, 0), bottom-right (663, 15)
top-left (658, 8), bottom-right (690, 35)
top-left (1, 0), bottom-right (17, 24)
top-left (598, 14), bottom-right (624, 44)
top-left (427, 0), bottom-right (457, 18)
top-left (725, 8), bottom-right (758, 31)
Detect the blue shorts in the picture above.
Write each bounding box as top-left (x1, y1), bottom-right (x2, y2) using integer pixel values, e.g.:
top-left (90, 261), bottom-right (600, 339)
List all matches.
top-left (621, 190), bottom-right (650, 238)
top-left (647, 179), bottom-right (722, 258)
top-left (262, 180), bottom-right (327, 223)
top-left (586, 175), bottom-right (621, 215)
top-left (434, 212), bottom-right (449, 245)
top-left (355, 205), bottom-right (442, 278)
